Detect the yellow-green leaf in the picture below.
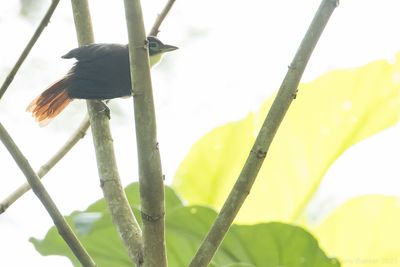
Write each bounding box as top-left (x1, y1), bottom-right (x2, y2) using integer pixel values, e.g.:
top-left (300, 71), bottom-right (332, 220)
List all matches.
top-left (313, 195), bottom-right (400, 267)
top-left (173, 54), bottom-right (400, 223)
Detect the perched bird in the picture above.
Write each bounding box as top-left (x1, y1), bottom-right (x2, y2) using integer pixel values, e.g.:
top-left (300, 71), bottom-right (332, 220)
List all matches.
top-left (27, 36), bottom-right (177, 126)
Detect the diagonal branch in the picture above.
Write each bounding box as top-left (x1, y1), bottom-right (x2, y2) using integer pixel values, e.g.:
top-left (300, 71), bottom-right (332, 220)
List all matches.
top-left (70, 0), bottom-right (144, 265)
top-left (0, 0), bottom-right (60, 100)
top-left (148, 0), bottom-right (176, 37)
top-left (0, 116), bottom-right (90, 214)
top-left (188, 0), bottom-right (339, 266)
top-left (0, 122), bottom-right (96, 267)
top-left (123, 0), bottom-right (167, 266)
top-left (0, 0), bottom-right (178, 214)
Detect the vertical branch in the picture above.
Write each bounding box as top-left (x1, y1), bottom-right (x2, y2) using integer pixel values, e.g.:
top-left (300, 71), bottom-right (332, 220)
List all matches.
top-left (0, 0), bottom-right (60, 100)
top-left (70, 0), bottom-right (94, 44)
top-left (0, 0), bottom-right (178, 214)
top-left (70, 1), bottom-right (144, 266)
top-left (188, 0), bottom-right (339, 266)
top-left (0, 123), bottom-right (96, 267)
top-left (123, 1), bottom-right (167, 266)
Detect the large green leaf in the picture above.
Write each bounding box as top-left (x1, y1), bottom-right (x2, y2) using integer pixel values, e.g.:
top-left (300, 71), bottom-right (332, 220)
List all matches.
top-left (314, 195), bottom-right (400, 267)
top-left (30, 183), bottom-right (183, 267)
top-left (173, 54), bottom-right (400, 223)
top-left (31, 184), bottom-right (338, 267)
top-left (167, 206), bottom-right (339, 267)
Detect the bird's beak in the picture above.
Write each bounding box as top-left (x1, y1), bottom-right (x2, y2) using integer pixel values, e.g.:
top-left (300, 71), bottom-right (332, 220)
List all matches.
top-left (161, 44), bottom-right (178, 52)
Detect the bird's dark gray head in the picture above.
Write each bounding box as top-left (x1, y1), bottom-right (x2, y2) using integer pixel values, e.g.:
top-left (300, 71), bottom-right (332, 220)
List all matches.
top-left (147, 36), bottom-right (178, 56)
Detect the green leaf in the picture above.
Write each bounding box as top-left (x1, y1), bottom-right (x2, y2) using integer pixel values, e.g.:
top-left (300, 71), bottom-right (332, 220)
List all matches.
top-left (30, 183), bottom-right (183, 267)
top-left (173, 55), bottom-right (400, 223)
top-left (31, 185), bottom-right (338, 267)
top-left (314, 195), bottom-right (400, 267)
top-left (166, 206), bottom-right (339, 267)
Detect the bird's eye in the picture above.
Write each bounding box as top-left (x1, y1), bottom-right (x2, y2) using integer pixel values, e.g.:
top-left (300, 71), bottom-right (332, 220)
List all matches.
top-left (149, 42), bottom-right (159, 49)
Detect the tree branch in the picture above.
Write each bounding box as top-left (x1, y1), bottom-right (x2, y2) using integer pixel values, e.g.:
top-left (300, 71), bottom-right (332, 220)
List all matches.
top-left (148, 0), bottom-right (176, 37)
top-left (85, 101), bottom-right (144, 266)
top-left (0, 116), bottom-right (90, 214)
top-left (123, 1), bottom-right (167, 266)
top-left (188, 0), bottom-right (339, 266)
top-left (0, 122), bottom-right (96, 267)
top-left (70, 1), bottom-right (144, 266)
top-left (0, 0), bottom-right (60, 100)
top-left (1, 0), bottom-right (178, 214)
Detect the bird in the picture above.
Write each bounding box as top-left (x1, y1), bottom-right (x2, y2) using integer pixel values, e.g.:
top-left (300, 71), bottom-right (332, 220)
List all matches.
top-left (27, 36), bottom-right (178, 126)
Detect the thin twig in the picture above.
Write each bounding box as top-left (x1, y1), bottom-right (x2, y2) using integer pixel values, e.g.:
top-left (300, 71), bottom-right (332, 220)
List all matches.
top-left (0, 116), bottom-right (90, 214)
top-left (188, 1), bottom-right (339, 266)
top-left (124, 0), bottom-right (167, 266)
top-left (0, 0), bottom-right (60, 100)
top-left (0, 122), bottom-right (96, 267)
top-left (0, 0), bottom-right (178, 213)
top-left (36, 116), bottom-right (89, 178)
top-left (148, 0), bottom-right (176, 36)
top-left (70, 0), bottom-right (144, 266)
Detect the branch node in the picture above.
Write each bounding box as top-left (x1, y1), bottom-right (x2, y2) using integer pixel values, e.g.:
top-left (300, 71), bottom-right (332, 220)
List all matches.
top-left (132, 90), bottom-right (143, 98)
top-left (252, 148), bottom-right (267, 159)
top-left (292, 89), bottom-right (299, 99)
top-left (95, 101), bottom-right (111, 119)
top-left (141, 210), bottom-right (164, 222)
top-left (78, 129), bottom-right (87, 139)
top-left (99, 178), bottom-right (117, 188)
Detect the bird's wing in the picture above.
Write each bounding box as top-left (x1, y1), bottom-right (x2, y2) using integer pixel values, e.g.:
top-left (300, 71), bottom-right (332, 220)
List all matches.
top-left (68, 79), bottom-right (124, 99)
top-left (61, 43), bottom-right (127, 62)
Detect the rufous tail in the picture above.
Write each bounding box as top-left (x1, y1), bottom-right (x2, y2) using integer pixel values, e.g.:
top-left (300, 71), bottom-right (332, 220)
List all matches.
top-left (26, 76), bottom-right (73, 126)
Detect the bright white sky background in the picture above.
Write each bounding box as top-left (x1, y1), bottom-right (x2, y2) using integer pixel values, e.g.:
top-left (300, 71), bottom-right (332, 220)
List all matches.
top-left (1, 0), bottom-right (400, 266)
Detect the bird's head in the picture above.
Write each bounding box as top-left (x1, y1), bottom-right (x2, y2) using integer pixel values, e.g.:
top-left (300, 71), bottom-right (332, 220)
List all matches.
top-left (147, 36), bottom-right (178, 66)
